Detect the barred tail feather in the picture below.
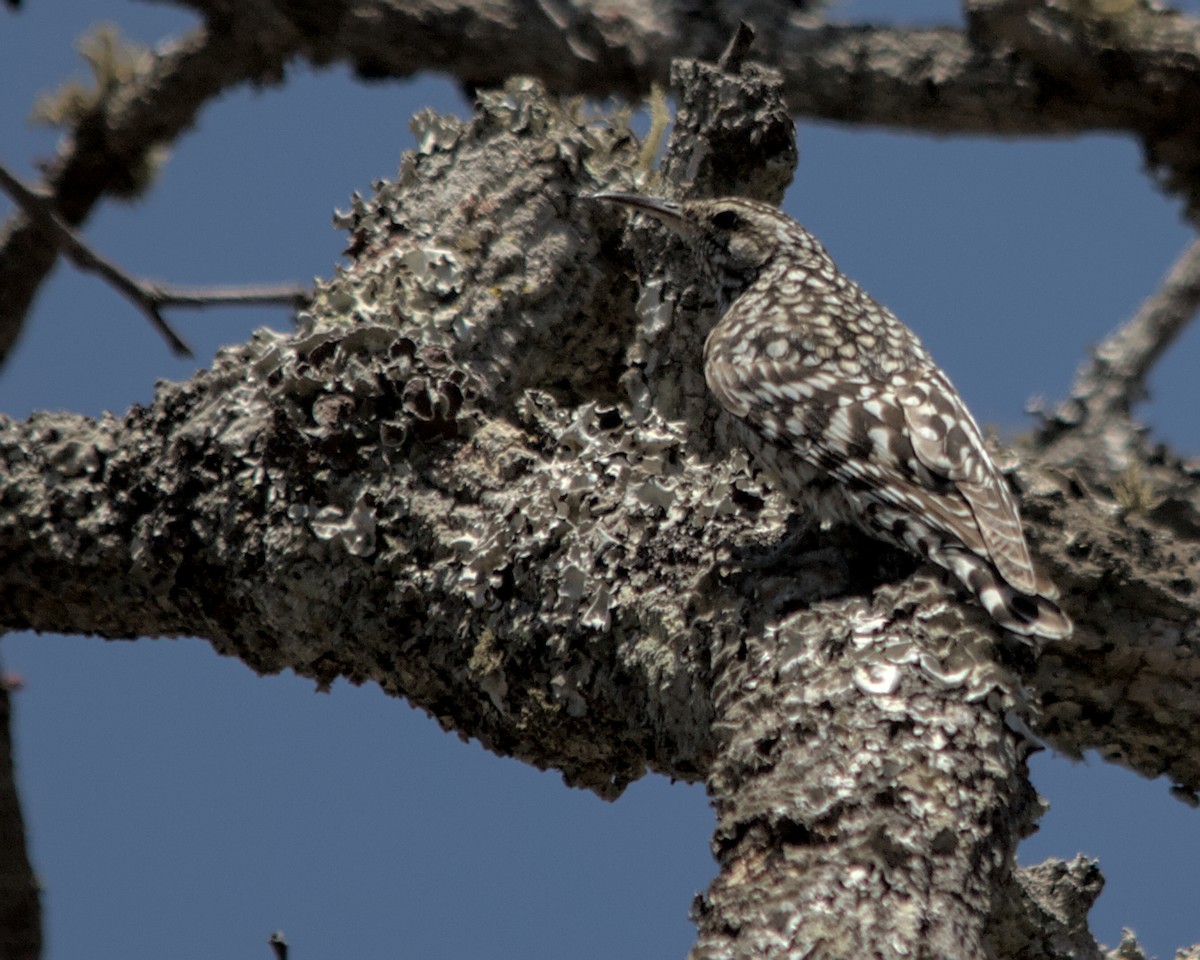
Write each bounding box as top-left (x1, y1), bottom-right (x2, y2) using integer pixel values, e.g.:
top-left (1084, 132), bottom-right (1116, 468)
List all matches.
top-left (945, 550), bottom-right (1073, 642)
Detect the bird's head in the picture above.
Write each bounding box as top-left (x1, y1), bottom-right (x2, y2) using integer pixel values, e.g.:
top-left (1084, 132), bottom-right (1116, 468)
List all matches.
top-left (591, 192), bottom-right (800, 304)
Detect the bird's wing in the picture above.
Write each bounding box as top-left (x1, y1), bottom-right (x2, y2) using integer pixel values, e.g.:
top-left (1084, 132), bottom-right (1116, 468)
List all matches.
top-left (705, 355), bottom-right (1039, 596)
top-left (896, 373), bottom-right (1037, 595)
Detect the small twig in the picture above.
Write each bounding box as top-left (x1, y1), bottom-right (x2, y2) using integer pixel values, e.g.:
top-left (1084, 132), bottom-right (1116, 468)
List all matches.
top-left (0, 163), bottom-right (193, 355)
top-left (718, 21), bottom-right (756, 73)
top-left (267, 930), bottom-right (288, 960)
top-left (137, 283), bottom-right (312, 312)
top-left (1055, 235), bottom-right (1200, 430)
top-left (0, 163), bottom-right (310, 358)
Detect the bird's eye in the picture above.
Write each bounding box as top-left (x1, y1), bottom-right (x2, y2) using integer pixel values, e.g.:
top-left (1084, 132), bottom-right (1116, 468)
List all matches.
top-left (710, 209), bottom-right (741, 230)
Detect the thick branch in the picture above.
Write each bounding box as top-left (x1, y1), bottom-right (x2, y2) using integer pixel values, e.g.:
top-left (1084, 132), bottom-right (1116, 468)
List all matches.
top-left (8, 0), bottom-right (1200, 366)
top-left (164, 0), bottom-right (1200, 210)
top-left (1, 81), bottom-right (724, 797)
top-left (694, 575), bottom-right (1042, 959)
top-left (1016, 463), bottom-right (1200, 802)
top-left (2, 66), bottom-right (1198, 957)
top-left (967, 0), bottom-right (1200, 214)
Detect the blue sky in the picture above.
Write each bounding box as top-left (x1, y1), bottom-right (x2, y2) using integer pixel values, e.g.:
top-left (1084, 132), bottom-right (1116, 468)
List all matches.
top-left (1, 1), bottom-right (1198, 957)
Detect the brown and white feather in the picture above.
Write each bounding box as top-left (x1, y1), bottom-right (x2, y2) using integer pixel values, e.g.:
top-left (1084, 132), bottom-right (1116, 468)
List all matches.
top-left (594, 192), bottom-right (1071, 642)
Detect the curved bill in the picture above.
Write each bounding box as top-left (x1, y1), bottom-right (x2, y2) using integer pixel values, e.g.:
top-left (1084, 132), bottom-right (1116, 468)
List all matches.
top-left (587, 192), bottom-right (685, 228)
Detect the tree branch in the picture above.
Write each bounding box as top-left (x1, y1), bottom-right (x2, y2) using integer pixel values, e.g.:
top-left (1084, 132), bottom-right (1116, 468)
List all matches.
top-left (0, 163), bottom-right (310, 358)
top-left (8, 0), bottom-right (1200, 370)
top-left (162, 0), bottom-right (1200, 213)
top-left (2, 4), bottom-right (1198, 956)
top-left (3, 65), bottom-right (1199, 956)
top-left (694, 573), bottom-right (1043, 959)
top-left (0, 670), bottom-right (40, 960)
top-left (1038, 236), bottom-right (1200, 468)
top-left (0, 15), bottom-right (306, 365)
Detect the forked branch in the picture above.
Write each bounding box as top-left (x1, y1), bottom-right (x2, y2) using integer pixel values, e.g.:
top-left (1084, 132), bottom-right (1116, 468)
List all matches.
top-left (0, 164), bottom-right (309, 357)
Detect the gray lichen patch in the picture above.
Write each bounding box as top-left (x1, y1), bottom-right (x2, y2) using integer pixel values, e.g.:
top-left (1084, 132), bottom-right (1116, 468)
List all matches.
top-left (309, 77), bottom-right (647, 414)
top-left (10, 63), bottom-right (1192, 826)
top-left (114, 77), bottom-right (766, 788)
top-left (147, 74), bottom-right (1056, 794)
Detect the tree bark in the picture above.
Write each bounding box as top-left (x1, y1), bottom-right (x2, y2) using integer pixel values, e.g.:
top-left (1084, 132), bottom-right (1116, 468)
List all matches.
top-left (4, 43), bottom-right (1199, 955)
top-left (7, 1), bottom-right (1200, 365)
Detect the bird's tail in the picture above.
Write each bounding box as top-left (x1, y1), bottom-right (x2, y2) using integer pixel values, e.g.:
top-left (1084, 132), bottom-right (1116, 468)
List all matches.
top-left (945, 550), bottom-right (1072, 642)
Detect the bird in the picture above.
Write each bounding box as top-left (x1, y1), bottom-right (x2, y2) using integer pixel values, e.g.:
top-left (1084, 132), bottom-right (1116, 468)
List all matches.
top-left (592, 191), bottom-right (1071, 642)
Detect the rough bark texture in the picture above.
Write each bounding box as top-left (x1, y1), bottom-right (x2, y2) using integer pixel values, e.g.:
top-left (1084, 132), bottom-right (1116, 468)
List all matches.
top-left (3, 59), bottom-right (1198, 957)
top-left (693, 574), bottom-right (1044, 959)
top-left (3, 3), bottom-right (1200, 959)
top-left (7, 1), bottom-right (1200, 362)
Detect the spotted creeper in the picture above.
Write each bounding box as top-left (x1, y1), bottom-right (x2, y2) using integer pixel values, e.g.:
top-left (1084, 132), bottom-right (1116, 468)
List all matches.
top-left (595, 192), bottom-right (1070, 642)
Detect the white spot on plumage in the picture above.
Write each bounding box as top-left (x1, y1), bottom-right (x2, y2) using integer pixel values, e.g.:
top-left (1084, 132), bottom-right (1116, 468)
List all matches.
top-left (867, 425), bottom-right (892, 452)
top-left (597, 192), bottom-right (1072, 642)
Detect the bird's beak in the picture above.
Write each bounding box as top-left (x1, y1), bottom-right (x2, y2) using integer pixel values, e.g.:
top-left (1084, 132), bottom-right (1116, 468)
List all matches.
top-left (588, 192), bottom-right (686, 230)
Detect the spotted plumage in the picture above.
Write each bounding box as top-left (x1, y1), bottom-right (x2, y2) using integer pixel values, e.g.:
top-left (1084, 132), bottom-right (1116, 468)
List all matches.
top-left (594, 192), bottom-right (1071, 642)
